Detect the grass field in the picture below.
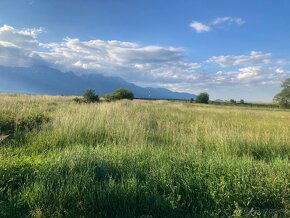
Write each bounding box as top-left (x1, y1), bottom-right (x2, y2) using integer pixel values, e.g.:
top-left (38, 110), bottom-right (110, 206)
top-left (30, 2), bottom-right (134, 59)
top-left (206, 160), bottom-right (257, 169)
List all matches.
top-left (0, 94), bottom-right (289, 217)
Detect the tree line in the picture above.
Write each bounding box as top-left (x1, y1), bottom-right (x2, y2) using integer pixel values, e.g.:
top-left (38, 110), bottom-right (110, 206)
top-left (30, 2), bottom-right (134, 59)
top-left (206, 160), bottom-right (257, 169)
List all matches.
top-left (73, 78), bottom-right (289, 108)
top-left (74, 88), bottom-right (134, 103)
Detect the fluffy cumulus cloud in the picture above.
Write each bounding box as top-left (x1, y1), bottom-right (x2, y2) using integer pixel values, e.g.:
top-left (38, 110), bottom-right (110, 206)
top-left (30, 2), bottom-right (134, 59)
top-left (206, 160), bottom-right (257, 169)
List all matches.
top-left (42, 38), bottom-right (185, 68)
top-left (0, 24), bottom-right (43, 66)
top-left (189, 21), bottom-right (211, 33)
top-left (0, 24), bottom-right (289, 94)
top-left (275, 68), bottom-right (284, 74)
top-left (206, 51), bottom-right (272, 67)
top-left (236, 66), bottom-right (261, 81)
top-left (37, 37), bottom-right (202, 86)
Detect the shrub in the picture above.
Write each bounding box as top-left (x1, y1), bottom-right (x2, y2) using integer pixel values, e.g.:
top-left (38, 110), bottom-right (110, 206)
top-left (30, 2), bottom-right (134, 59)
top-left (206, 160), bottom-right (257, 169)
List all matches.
top-left (189, 98), bottom-right (194, 103)
top-left (17, 114), bottom-right (50, 132)
top-left (0, 114), bottom-right (49, 135)
top-left (73, 97), bottom-right (84, 104)
top-left (0, 119), bottom-right (14, 135)
top-left (240, 99), bottom-right (245, 104)
top-left (230, 99), bottom-right (236, 104)
top-left (102, 93), bottom-right (114, 102)
top-left (103, 89), bottom-right (134, 101)
top-left (0, 114), bottom-right (50, 145)
top-left (195, 92), bottom-right (209, 104)
top-left (83, 89), bottom-right (99, 103)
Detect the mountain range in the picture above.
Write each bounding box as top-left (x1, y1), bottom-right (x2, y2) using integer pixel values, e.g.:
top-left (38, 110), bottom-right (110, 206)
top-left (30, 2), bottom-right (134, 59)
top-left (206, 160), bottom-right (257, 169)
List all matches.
top-left (0, 65), bottom-right (195, 99)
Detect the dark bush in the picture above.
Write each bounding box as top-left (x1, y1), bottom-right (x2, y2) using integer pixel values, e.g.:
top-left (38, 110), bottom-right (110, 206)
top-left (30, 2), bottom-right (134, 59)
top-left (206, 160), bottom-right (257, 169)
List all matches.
top-left (230, 99), bottom-right (236, 104)
top-left (73, 97), bottom-right (84, 104)
top-left (0, 114), bottom-right (50, 144)
top-left (195, 92), bottom-right (209, 104)
top-left (83, 89), bottom-right (99, 103)
top-left (17, 114), bottom-right (50, 132)
top-left (103, 89), bottom-right (134, 101)
top-left (0, 119), bottom-right (15, 135)
top-left (102, 93), bottom-right (114, 102)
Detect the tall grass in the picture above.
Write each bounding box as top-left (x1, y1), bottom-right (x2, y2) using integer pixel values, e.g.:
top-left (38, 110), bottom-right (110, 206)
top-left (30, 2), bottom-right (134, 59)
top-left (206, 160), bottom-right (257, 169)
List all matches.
top-left (0, 94), bottom-right (289, 217)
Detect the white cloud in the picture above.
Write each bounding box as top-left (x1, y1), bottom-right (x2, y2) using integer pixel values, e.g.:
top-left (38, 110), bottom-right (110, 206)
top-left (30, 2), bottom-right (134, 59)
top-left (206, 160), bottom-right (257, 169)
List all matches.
top-left (0, 24), bottom-right (42, 49)
top-left (37, 37), bottom-right (193, 81)
top-left (206, 51), bottom-right (272, 67)
top-left (276, 59), bottom-right (290, 66)
top-left (213, 66), bottom-right (290, 86)
top-left (190, 17), bottom-right (244, 34)
top-left (0, 40), bottom-right (20, 48)
top-left (212, 17), bottom-right (245, 26)
top-left (189, 21), bottom-right (211, 33)
top-left (236, 66), bottom-right (261, 80)
top-left (33, 36), bottom-right (204, 89)
top-left (0, 24), bottom-right (44, 67)
top-left (275, 68), bottom-right (284, 74)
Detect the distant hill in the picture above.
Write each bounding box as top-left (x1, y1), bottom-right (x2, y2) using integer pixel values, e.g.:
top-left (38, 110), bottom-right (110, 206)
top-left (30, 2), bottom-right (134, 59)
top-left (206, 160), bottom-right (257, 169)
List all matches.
top-left (0, 65), bottom-right (195, 99)
top-left (213, 99), bottom-right (224, 102)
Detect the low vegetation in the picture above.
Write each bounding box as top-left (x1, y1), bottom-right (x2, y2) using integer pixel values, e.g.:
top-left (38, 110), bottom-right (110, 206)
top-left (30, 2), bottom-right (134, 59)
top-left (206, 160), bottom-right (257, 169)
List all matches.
top-left (73, 89), bottom-right (100, 103)
top-left (103, 88), bottom-right (134, 101)
top-left (0, 94), bottom-right (289, 217)
top-left (74, 88), bottom-right (134, 104)
top-left (195, 92), bottom-right (209, 104)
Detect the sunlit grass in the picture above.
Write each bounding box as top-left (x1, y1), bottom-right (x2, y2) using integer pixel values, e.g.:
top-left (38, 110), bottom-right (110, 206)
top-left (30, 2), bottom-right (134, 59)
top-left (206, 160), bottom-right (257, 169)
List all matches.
top-left (0, 95), bottom-right (289, 217)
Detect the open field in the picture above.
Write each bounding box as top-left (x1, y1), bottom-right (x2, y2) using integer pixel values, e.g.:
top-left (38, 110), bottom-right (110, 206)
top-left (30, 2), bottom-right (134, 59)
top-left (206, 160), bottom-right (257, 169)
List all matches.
top-left (0, 94), bottom-right (289, 217)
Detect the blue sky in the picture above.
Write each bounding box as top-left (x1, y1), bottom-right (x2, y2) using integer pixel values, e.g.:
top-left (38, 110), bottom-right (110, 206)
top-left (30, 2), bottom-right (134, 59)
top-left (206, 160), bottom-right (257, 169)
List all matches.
top-left (0, 0), bottom-right (289, 101)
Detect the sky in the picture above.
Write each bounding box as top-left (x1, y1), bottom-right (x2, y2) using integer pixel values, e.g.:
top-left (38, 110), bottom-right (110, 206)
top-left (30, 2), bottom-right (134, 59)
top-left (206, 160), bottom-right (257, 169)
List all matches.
top-left (0, 0), bottom-right (290, 101)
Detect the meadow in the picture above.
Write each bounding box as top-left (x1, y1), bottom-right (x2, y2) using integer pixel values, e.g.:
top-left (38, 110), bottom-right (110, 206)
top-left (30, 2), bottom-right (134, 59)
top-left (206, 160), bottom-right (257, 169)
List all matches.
top-left (0, 94), bottom-right (289, 217)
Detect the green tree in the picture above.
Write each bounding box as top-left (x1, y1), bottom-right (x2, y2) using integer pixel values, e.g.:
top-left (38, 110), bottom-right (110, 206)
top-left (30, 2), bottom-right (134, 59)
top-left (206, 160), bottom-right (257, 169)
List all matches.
top-left (240, 99), bottom-right (245, 104)
top-left (83, 89), bottom-right (99, 103)
top-left (230, 99), bottom-right (236, 104)
top-left (104, 88), bottom-right (134, 101)
top-left (274, 78), bottom-right (290, 108)
top-left (195, 92), bottom-right (209, 104)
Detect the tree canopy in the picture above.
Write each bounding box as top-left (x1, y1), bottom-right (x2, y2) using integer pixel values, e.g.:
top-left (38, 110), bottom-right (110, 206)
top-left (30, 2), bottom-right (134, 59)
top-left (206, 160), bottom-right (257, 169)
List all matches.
top-left (195, 92), bottom-right (209, 104)
top-left (274, 78), bottom-right (290, 108)
top-left (83, 89), bottom-right (99, 103)
top-left (104, 88), bottom-right (134, 101)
